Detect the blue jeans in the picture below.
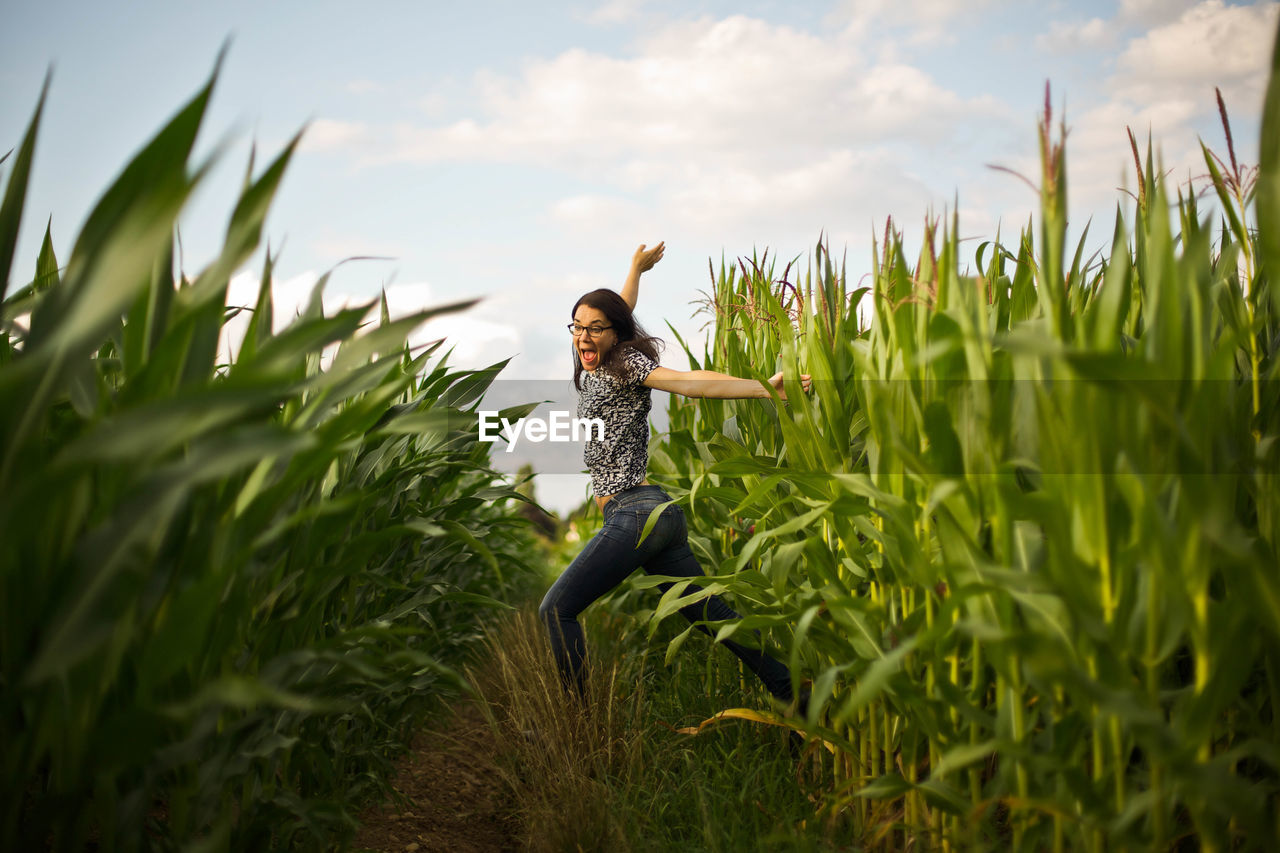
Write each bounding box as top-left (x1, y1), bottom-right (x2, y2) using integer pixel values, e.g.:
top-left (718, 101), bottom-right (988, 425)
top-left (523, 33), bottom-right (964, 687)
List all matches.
top-left (538, 485), bottom-right (793, 700)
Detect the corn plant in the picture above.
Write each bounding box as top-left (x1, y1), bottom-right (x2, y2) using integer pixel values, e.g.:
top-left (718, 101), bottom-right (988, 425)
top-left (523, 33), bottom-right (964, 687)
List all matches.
top-left (646, 27), bottom-right (1280, 853)
top-left (0, 61), bottom-right (542, 851)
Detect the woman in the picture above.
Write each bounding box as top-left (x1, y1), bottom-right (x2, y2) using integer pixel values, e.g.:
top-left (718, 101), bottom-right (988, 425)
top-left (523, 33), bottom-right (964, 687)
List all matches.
top-left (538, 242), bottom-right (809, 706)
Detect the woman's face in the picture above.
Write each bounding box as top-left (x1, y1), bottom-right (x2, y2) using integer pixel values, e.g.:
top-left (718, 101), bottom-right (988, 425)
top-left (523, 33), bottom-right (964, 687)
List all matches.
top-left (572, 304), bottom-right (617, 372)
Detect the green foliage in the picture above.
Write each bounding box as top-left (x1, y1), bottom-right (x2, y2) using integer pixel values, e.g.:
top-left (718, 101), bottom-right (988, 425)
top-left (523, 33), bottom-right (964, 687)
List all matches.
top-left (472, 605), bottom-right (853, 852)
top-left (642, 35), bottom-right (1280, 853)
top-left (0, 65), bottom-right (542, 850)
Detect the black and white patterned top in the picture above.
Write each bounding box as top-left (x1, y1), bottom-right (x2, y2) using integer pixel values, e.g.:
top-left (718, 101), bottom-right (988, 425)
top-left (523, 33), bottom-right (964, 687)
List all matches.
top-left (577, 346), bottom-right (658, 496)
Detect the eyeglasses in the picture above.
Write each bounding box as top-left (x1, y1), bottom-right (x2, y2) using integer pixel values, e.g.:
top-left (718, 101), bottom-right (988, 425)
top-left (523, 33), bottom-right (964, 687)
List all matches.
top-left (567, 323), bottom-right (613, 338)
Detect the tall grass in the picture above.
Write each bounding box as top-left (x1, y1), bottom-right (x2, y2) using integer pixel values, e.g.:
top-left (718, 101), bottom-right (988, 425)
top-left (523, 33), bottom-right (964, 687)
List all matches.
top-left (469, 609), bottom-right (641, 852)
top-left (644, 33), bottom-right (1280, 853)
top-left (0, 62), bottom-right (543, 850)
top-left (468, 599), bottom-right (853, 852)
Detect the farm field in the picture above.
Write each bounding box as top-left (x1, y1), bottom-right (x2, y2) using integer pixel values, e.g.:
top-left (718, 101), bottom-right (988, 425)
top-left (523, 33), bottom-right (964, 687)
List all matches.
top-left (6, 20), bottom-right (1280, 853)
top-left (358, 52), bottom-right (1280, 847)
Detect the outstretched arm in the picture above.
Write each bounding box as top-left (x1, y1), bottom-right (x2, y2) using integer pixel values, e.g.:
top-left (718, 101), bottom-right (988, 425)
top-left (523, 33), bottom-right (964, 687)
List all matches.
top-left (644, 366), bottom-right (811, 400)
top-left (620, 242), bottom-right (665, 310)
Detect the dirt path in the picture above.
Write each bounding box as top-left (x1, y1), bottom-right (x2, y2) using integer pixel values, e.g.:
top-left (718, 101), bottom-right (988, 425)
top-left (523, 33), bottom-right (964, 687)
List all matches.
top-left (352, 701), bottom-right (519, 852)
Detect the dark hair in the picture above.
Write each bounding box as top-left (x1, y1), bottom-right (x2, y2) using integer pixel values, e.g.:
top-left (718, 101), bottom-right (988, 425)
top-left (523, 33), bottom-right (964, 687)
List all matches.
top-left (571, 288), bottom-right (663, 390)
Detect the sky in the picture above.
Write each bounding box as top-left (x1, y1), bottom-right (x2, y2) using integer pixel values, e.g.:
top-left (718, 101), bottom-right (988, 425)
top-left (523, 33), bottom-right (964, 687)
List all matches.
top-left (3, 0), bottom-right (1277, 513)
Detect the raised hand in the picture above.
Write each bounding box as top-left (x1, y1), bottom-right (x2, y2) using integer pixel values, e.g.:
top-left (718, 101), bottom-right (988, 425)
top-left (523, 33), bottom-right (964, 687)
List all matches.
top-left (632, 241), bottom-right (665, 273)
top-left (621, 241), bottom-right (665, 310)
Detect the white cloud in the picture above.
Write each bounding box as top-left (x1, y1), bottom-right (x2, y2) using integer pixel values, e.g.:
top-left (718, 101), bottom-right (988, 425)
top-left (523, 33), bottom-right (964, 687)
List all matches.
top-left (378, 282), bottom-right (525, 372)
top-left (412, 313), bottom-right (522, 370)
top-left (270, 5), bottom-right (1280, 344)
top-left (583, 0), bottom-right (648, 25)
top-left (225, 269), bottom-right (327, 332)
top-left (1064, 98), bottom-right (1202, 214)
top-left (369, 15), bottom-right (1001, 174)
top-left (663, 147), bottom-right (934, 239)
top-left (828, 0), bottom-right (1003, 45)
top-left (222, 269), bottom-right (317, 363)
top-left (381, 281), bottom-right (436, 315)
top-left (549, 194), bottom-right (648, 231)
top-left (383, 21), bottom-right (823, 164)
top-left (1115, 1), bottom-right (1279, 109)
top-left (416, 90), bottom-right (451, 117)
top-left (300, 118), bottom-right (370, 153)
top-left (328, 14), bottom-right (1008, 257)
top-left (219, 271), bottom-right (519, 372)
top-left (1036, 17), bottom-right (1114, 53)
top-left (245, 12), bottom-right (1006, 283)
top-left (1012, 0), bottom-right (1279, 230)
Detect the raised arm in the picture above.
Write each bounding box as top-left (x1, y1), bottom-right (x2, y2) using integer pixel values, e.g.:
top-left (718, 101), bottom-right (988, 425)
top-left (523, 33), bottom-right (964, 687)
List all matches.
top-left (620, 242), bottom-right (665, 310)
top-left (643, 366), bottom-right (811, 400)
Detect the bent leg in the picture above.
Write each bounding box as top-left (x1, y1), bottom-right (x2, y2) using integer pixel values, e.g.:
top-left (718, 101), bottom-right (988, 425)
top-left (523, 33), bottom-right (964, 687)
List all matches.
top-left (644, 538), bottom-right (794, 701)
top-left (538, 524), bottom-right (646, 696)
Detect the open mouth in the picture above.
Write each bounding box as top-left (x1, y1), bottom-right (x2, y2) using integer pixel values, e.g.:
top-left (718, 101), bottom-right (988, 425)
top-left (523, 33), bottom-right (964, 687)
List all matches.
top-left (579, 347), bottom-right (598, 368)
